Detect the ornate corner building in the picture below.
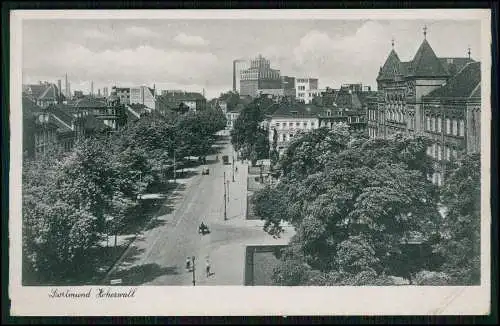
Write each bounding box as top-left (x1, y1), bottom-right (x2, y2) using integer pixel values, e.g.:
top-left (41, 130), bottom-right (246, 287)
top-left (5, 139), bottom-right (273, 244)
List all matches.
top-left (367, 28), bottom-right (481, 186)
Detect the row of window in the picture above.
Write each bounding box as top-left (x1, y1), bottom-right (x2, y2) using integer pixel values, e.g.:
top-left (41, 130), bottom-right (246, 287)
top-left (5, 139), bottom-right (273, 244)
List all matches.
top-left (368, 127), bottom-right (377, 138)
top-left (425, 116), bottom-right (465, 137)
top-left (428, 172), bottom-right (444, 187)
top-left (297, 86), bottom-right (306, 91)
top-left (426, 143), bottom-right (459, 161)
top-left (274, 121), bottom-right (316, 128)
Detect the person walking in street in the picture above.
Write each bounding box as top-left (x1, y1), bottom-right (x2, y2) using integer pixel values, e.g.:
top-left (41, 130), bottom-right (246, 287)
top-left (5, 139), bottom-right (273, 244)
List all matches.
top-left (205, 257), bottom-right (211, 277)
top-left (185, 256), bottom-right (192, 272)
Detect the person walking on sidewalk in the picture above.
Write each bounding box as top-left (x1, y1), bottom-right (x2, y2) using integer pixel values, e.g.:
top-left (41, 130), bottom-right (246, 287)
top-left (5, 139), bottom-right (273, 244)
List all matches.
top-left (205, 257), bottom-right (211, 277)
top-left (185, 257), bottom-right (192, 272)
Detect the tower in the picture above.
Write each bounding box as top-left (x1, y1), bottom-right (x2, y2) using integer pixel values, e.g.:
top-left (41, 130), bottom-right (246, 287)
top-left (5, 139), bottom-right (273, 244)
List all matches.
top-left (65, 73), bottom-right (69, 98)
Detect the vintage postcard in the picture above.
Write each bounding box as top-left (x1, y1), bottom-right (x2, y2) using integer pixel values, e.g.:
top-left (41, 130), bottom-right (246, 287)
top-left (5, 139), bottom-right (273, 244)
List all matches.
top-left (9, 9), bottom-right (491, 316)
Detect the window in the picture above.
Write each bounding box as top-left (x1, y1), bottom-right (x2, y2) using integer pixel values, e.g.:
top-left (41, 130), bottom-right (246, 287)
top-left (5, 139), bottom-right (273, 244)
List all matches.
top-left (426, 116), bottom-right (431, 131)
top-left (303, 122), bottom-right (307, 127)
top-left (282, 134), bottom-right (286, 142)
top-left (453, 119), bottom-right (458, 136)
top-left (437, 117), bottom-right (442, 133)
top-left (437, 144), bottom-right (442, 160)
top-left (446, 118), bottom-right (451, 134)
top-left (445, 146), bottom-right (451, 160)
top-left (275, 122), bottom-right (280, 127)
top-left (430, 117), bottom-right (435, 132)
top-left (459, 119), bottom-right (465, 136)
top-left (311, 122), bottom-right (315, 128)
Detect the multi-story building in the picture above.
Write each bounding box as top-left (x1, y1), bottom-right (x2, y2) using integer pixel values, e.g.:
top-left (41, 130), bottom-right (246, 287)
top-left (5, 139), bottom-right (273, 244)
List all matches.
top-left (23, 82), bottom-right (64, 108)
top-left (233, 59), bottom-right (250, 93)
top-left (113, 87), bottom-right (131, 105)
top-left (267, 103), bottom-right (322, 155)
top-left (240, 55), bottom-right (281, 98)
top-left (367, 29), bottom-right (479, 185)
top-left (295, 78), bottom-right (320, 104)
top-left (226, 104), bottom-right (244, 130)
top-left (129, 86), bottom-right (156, 111)
top-left (157, 90), bottom-right (207, 113)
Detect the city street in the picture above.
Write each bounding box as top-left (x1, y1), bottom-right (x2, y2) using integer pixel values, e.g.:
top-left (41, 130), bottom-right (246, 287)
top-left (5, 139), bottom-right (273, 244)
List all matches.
top-left (105, 135), bottom-right (292, 286)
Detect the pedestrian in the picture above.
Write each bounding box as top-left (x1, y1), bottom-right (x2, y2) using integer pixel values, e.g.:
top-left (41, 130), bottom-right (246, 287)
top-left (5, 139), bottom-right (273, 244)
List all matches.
top-left (205, 257), bottom-right (211, 277)
top-left (185, 257), bottom-right (191, 272)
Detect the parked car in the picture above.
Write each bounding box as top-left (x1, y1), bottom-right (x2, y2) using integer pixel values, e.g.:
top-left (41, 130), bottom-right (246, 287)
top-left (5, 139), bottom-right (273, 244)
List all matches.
top-left (202, 167), bottom-right (209, 175)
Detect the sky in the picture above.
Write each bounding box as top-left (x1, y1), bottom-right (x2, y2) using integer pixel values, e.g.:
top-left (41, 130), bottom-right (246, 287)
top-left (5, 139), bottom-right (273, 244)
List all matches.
top-left (22, 18), bottom-right (482, 100)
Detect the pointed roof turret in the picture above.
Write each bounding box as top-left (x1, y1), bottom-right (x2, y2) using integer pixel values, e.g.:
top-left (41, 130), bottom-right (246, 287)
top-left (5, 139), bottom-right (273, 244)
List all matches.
top-left (407, 38), bottom-right (449, 78)
top-left (377, 48), bottom-right (404, 81)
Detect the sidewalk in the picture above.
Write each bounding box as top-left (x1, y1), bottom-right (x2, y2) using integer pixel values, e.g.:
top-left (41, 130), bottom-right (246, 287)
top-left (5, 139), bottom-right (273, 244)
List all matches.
top-left (197, 159), bottom-right (295, 286)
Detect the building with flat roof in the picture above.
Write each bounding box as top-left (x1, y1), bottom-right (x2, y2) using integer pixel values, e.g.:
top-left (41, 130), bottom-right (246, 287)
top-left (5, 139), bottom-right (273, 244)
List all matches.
top-left (240, 55), bottom-right (281, 98)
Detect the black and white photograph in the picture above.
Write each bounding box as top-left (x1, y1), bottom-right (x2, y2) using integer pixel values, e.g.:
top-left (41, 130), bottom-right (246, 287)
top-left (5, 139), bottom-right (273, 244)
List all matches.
top-left (9, 9), bottom-right (491, 316)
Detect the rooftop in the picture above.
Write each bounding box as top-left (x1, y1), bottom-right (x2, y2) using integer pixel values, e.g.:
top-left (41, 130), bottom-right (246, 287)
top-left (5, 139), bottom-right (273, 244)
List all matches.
top-left (425, 61), bottom-right (481, 99)
top-left (270, 102), bottom-right (325, 118)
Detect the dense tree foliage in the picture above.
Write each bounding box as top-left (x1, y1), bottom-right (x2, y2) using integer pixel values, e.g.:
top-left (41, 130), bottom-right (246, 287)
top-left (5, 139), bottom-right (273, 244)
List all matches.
top-left (22, 108), bottom-right (226, 283)
top-left (230, 96), bottom-right (274, 164)
top-left (432, 153), bottom-right (481, 285)
top-left (252, 125), bottom-right (449, 285)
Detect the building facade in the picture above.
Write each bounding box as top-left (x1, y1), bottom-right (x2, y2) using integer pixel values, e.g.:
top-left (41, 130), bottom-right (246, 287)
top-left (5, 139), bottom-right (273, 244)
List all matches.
top-left (23, 82), bottom-right (64, 108)
top-left (295, 78), bottom-right (320, 104)
top-left (129, 86), bottom-right (156, 111)
top-left (114, 87), bottom-right (131, 105)
top-left (367, 30), bottom-right (479, 185)
top-left (240, 55), bottom-right (281, 98)
top-left (267, 103), bottom-right (322, 155)
top-left (233, 59), bottom-right (251, 93)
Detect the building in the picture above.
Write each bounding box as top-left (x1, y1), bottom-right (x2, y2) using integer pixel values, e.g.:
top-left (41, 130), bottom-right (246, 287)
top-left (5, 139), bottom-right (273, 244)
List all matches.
top-left (226, 104), bottom-right (244, 130)
top-left (267, 102), bottom-right (323, 155)
top-left (129, 86), bottom-right (156, 111)
top-left (367, 28), bottom-right (479, 185)
top-left (240, 55), bottom-right (281, 98)
top-left (281, 76), bottom-right (296, 99)
top-left (421, 61), bottom-right (481, 185)
top-left (157, 90), bottom-right (207, 113)
top-left (233, 59), bottom-right (250, 93)
top-left (113, 87), bottom-right (131, 105)
top-left (23, 96), bottom-right (60, 159)
top-left (71, 96), bottom-right (123, 131)
top-left (295, 78), bottom-right (320, 104)
top-left (23, 82), bottom-right (64, 108)
top-left (103, 87), bottom-right (109, 98)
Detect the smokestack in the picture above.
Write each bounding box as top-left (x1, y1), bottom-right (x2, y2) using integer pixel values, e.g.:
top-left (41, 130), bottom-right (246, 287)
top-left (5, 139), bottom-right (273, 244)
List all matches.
top-left (65, 73), bottom-right (69, 98)
top-left (91, 81), bottom-right (94, 97)
top-left (57, 80), bottom-right (62, 98)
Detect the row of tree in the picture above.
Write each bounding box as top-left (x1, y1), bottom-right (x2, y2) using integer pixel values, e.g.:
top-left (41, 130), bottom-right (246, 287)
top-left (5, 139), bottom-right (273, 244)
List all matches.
top-left (22, 108), bottom-right (226, 284)
top-left (252, 124), bottom-right (481, 286)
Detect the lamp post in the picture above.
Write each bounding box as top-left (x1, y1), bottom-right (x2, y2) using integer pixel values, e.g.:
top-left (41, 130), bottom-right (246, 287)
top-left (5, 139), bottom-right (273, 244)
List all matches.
top-left (173, 150), bottom-right (176, 184)
top-left (232, 155), bottom-right (235, 182)
top-left (223, 172), bottom-right (227, 221)
top-left (191, 256), bottom-right (196, 286)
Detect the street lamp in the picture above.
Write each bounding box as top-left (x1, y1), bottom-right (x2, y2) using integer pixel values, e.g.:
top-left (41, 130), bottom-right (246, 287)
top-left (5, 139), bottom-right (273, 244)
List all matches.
top-left (223, 172), bottom-right (227, 221)
top-left (232, 155), bottom-right (235, 182)
top-left (191, 256), bottom-right (196, 286)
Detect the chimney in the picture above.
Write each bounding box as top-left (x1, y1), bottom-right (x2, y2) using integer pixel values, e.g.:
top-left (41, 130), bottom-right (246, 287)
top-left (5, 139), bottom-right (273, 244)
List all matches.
top-left (57, 80), bottom-right (62, 98)
top-left (91, 81), bottom-right (94, 97)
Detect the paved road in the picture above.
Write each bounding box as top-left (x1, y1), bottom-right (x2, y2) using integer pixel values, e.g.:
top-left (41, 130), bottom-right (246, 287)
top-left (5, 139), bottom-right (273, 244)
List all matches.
top-left (106, 136), bottom-right (244, 285)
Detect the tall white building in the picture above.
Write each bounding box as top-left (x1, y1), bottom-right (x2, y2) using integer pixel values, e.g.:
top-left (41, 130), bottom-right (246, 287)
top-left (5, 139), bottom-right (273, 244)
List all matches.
top-left (129, 86), bottom-right (156, 110)
top-left (233, 59), bottom-right (250, 94)
top-left (295, 78), bottom-right (320, 104)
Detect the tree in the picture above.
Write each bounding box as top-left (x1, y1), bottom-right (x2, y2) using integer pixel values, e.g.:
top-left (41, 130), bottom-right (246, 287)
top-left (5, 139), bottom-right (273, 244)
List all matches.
top-left (253, 130), bottom-right (441, 285)
top-left (433, 153), bottom-right (481, 285)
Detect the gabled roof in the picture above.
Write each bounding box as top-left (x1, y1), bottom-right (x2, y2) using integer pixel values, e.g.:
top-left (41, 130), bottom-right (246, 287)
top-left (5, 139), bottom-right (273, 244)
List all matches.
top-left (73, 97), bottom-right (107, 108)
top-left (38, 84), bottom-right (60, 101)
top-left (48, 105), bottom-right (75, 127)
top-left (22, 96), bottom-right (44, 119)
top-left (377, 49), bottom-right (404, 81)
top-left (439, 57), bottom-right (476, 77)
top-left (83, 114), bottom-right (109, 132)
top-left (425, 62), bottom-right (481, 99)
top-left (407, 39), bottom-right (449, 78)
top-left (270, 102), bottom-right (324, 118)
